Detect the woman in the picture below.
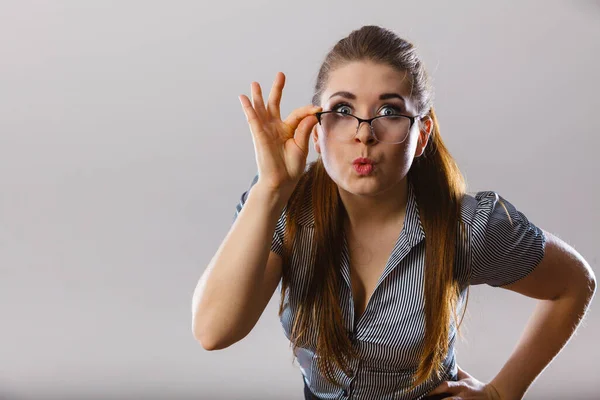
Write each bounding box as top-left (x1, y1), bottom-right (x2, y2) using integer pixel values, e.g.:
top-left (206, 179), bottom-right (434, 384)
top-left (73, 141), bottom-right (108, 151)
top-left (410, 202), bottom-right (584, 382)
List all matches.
top-left (192, 26), bottom-right (596, 400)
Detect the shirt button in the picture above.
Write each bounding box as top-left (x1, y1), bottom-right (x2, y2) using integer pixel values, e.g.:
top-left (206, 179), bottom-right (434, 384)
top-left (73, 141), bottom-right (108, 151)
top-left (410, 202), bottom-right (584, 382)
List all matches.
top-left (342, 388), bottom-right (349, 396)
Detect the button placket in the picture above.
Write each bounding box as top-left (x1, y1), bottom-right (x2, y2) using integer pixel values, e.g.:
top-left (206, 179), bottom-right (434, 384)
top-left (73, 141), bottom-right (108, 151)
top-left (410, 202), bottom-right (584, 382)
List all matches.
top-left (346, 329), bottom-right (360, 380)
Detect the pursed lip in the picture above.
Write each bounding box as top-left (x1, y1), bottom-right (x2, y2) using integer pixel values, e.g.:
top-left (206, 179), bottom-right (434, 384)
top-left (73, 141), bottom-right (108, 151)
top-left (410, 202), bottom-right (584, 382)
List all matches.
top-left (353, 157), bottom-right (375, 165)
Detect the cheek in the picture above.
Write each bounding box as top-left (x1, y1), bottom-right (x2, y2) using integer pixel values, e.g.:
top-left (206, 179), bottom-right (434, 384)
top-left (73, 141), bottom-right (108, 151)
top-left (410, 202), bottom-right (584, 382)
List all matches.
top-left (318, 140), bottom-right (350, 180)
top-left (403, 129), bottom-right (421, 157)
top-left (319, 140), bottom-right (342, 169)
top-left (383, 146), bottom-right (413, 176)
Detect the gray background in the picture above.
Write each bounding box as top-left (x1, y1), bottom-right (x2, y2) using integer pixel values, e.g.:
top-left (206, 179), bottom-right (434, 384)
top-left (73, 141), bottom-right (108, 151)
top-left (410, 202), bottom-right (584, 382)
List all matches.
top-left (1, 0), bottom-right (599, 399)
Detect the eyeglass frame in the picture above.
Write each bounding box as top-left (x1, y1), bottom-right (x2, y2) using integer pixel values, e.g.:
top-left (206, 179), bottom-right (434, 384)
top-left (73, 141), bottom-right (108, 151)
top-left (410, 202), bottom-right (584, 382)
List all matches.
top-left (314, 110), bottom-right (422, 144)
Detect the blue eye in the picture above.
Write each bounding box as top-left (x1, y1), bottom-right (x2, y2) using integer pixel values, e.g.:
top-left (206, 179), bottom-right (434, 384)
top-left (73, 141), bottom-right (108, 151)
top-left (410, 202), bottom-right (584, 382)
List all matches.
top-left (332, 103), bottom-right (352, 114)
top-left (379, 105), bottom-right (401, 116)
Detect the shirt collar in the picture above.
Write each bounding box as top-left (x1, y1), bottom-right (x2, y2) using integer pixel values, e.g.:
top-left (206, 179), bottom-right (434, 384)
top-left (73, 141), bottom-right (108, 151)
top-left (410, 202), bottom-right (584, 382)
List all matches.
top-left (404, 178), bottom-right (426, 247)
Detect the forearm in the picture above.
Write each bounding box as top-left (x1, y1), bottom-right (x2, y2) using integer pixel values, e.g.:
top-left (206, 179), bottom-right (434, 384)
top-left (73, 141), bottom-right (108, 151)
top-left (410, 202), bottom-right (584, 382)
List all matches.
top-left (192, 183), bottom-right (288, 347)
top-left (490, 290), bottom-right (595, 399)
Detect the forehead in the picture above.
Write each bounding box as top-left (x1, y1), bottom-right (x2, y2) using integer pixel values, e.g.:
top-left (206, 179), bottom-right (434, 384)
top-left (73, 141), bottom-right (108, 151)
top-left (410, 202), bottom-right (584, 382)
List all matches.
top-left (322, 61), bottom-right (412, 103)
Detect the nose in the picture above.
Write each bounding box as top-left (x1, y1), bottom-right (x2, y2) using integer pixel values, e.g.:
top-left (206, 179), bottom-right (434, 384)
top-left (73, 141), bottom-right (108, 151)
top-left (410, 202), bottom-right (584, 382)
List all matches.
top-left (354, 121), bottom-right (376, 144)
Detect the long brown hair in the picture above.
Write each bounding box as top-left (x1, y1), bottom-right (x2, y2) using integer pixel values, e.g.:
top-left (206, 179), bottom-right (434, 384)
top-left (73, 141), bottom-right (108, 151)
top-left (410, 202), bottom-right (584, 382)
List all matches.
top-left (278, 25), bottom-right (468, 390)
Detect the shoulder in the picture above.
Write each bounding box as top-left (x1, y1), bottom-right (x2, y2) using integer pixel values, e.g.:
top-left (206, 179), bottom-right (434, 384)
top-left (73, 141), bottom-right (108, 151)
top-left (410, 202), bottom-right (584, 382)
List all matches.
top-left (458, 190), bottom-right (499, 227)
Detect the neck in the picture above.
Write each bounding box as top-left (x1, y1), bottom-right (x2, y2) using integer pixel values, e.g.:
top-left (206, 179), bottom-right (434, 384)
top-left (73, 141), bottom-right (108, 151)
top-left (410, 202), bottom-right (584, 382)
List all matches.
top-left (339, 177), bottom-right (409, 231)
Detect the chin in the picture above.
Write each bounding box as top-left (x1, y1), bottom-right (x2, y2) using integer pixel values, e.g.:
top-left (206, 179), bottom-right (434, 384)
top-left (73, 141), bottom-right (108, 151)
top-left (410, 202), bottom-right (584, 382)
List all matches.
top-left (341, 175), bottom-right (382, 194)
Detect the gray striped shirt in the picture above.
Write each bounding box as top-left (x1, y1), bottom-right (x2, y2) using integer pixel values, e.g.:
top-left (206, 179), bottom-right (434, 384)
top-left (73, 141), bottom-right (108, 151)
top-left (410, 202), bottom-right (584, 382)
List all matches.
top-left (234, 174), bottom-right (546, 400)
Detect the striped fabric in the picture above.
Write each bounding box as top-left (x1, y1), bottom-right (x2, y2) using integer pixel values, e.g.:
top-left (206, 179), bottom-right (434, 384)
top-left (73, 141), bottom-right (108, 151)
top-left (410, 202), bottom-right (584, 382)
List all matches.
top-left (234, 173), bottom-right (546, 400)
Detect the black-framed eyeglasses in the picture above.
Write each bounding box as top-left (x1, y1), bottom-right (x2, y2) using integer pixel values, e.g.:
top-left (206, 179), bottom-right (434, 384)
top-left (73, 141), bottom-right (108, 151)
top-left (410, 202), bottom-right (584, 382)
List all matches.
top-left (315, 111), bottom-right (420, 144)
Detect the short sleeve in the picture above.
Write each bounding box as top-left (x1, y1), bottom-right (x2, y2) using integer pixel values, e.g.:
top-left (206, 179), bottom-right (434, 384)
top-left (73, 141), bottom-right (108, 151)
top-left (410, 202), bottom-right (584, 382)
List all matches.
top-left (233, 173), bottom-right (286, 257)
top-left (468, 191), bottom-right (546, 287)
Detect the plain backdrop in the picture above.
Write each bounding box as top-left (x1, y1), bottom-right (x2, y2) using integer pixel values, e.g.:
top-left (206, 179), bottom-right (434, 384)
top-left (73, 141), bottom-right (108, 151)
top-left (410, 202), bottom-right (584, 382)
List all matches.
top-left (1, 1), bottom-right (599, 399)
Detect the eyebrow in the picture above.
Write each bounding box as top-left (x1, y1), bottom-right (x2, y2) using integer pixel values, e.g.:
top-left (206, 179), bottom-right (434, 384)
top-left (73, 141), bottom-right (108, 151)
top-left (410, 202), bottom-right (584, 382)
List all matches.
top-left (328, 91), bottom-right (406, 104)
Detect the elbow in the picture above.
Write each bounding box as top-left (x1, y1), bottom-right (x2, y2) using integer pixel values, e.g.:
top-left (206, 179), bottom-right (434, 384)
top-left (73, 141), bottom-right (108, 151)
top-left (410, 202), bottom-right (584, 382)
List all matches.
top-left (191, 296), bottom-right (226, 350)
top-left (193, 331), bottom-right (229, 351)
top-left (191, 315), bottom-right (234, 351)
top-left (580, 260), bottom-right (596, 301)
top-left (566, 262), bottom-right (597, 304)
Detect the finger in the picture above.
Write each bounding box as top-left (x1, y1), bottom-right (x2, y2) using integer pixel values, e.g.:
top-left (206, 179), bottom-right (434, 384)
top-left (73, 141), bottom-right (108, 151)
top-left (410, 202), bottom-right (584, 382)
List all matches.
top-left (428, 381), bottom-right (461, 395)
top-left (239, 95), bottom-right (266, 139)
top-left (267, 71), bottom-right (285, 120)
top-left (294, 114), bottom-right (319, 155)
top-left (251, 82), bottom-right (268, 121)
top-left (283, 105), bottom-right (322, 131)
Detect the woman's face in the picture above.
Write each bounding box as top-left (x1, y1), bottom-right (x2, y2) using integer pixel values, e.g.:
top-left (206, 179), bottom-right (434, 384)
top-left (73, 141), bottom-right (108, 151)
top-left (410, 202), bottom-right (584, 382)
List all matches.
top-left (313, 60), bottom-right (431, 197)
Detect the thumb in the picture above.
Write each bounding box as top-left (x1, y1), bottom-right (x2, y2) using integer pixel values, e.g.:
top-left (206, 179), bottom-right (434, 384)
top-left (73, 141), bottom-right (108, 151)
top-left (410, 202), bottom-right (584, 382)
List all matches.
top-left (456, 365), bottom-right (471, 380)
top-left (294, 114), bottom-right (318, 155)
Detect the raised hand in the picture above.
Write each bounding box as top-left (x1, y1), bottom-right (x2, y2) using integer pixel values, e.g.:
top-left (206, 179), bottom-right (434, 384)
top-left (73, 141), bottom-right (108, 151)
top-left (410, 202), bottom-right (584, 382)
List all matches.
top-left (238, 72), bottom-right (322, 197)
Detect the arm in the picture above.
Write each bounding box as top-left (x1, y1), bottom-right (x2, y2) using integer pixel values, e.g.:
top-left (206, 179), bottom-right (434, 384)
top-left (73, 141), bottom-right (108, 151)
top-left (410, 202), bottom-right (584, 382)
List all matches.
top-left (191, 183), bottom-right (287, 350)
top-left (489, 229), bottom-right (596, 399)
top-left (192, 72), bottom-right (320, 350)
